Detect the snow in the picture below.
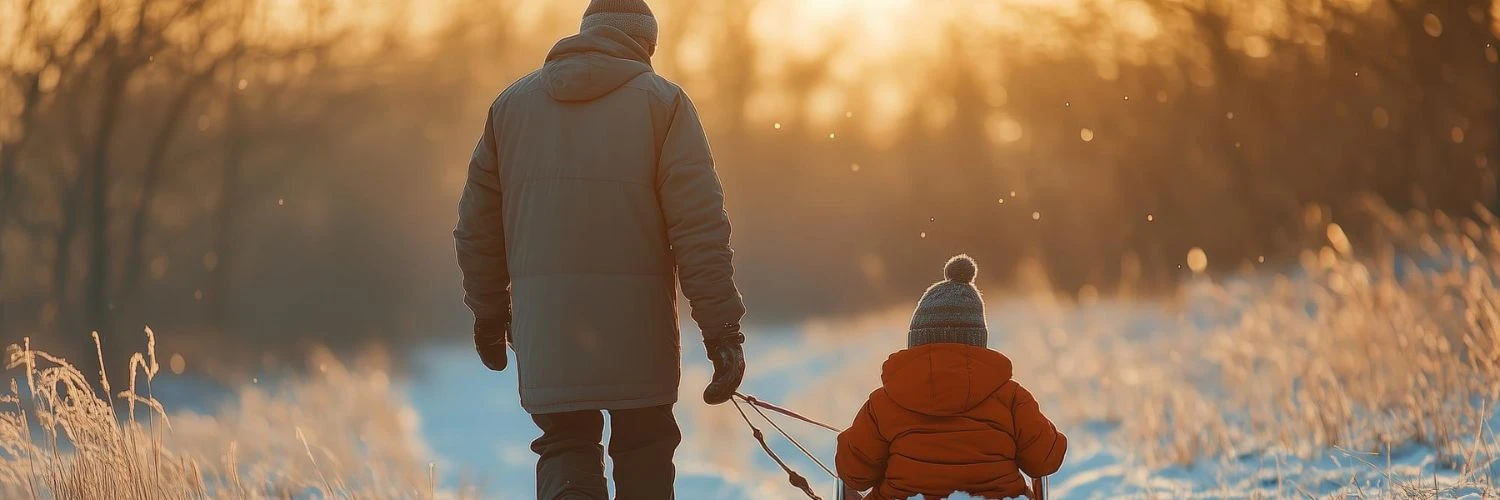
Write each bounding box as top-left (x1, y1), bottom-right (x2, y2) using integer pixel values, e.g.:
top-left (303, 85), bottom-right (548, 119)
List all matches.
top-left (397, 278), bottom-right (1500, 499)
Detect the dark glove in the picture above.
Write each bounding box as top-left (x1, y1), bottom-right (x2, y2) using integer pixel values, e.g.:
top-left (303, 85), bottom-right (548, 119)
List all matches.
top-left (474, 318), bottom-right (509, 372)
top-left (702, 332), bottom-right (745, 405)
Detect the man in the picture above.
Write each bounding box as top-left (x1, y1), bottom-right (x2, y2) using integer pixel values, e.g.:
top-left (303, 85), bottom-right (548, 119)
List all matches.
top-left (453, 1), bottom-right (747, 498)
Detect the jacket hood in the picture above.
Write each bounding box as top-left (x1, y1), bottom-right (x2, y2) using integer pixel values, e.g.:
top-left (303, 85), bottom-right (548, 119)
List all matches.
top-left (880, 344), bottom-right (1014, 416)
top-left (542, 26), bottom-right (654, 102)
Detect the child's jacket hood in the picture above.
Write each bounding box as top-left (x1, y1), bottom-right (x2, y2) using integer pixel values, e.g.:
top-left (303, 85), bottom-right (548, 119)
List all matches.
top-left (881, 344), bottom-right (1013, 416)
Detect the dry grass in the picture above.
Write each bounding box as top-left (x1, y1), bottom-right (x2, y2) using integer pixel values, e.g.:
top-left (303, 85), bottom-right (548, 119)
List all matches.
top-left (6, 204), bottom-right (1500, 499)
top-left (0, 329), bottom-right (457, 499)
top-left (1182, 202), bottom-right (1500, 467)
top-left (765, 203), bottom-right (1500, 499)
top-left (994, 201), bottom-right (1500, 497)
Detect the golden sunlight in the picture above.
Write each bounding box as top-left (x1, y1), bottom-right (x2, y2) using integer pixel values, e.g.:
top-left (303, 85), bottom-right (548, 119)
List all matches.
top-left (738, 0), bottom-right (1097, 138)
top-left (5, 0), bottom-right (1500, 497)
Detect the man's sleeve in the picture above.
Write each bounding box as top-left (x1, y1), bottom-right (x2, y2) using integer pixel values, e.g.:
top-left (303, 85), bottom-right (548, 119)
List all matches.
top-left (656, 92), bottom-right (745, 339)
top-left (454, 106), bottom-right (511, 322)
top-left (1011, 382), bottom-right (1068, 478)
top-left (835, 397), bottom-right (890, 492)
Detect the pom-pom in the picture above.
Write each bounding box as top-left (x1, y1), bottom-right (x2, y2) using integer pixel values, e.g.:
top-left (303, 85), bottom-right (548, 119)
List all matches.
top-left (944, 255), bottom-right (977, 283)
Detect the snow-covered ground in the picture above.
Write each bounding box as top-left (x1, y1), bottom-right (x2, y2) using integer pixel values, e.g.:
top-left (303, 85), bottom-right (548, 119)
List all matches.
top-left (403, 287), bottom-right (1500, 499)
top-left (132, 242), bottom-right (1496, 499)
top-left (21, 225), bottom-right (1494, 498)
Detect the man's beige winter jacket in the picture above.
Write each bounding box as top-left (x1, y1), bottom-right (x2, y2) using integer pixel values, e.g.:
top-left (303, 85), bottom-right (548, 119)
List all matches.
top-left (455, 26), bottom-right (745, 414)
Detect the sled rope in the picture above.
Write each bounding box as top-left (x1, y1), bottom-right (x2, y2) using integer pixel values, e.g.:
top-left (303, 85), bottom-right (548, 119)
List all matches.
top-left (730, 397), bottom-right (822, 499)
top-left (735, 392), bottom-right (844, 434)
top-left (736, 394), bottom-right (838, 479)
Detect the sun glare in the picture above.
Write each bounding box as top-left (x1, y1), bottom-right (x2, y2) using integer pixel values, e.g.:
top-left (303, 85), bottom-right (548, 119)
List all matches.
top-left (755, 0), bottom-right (918, 57)
top-left (736, 0), bottom-right (1099, 137)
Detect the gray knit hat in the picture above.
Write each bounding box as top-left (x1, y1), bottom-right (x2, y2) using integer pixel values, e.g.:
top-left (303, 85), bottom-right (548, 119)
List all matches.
top-left (581, 0), bottom-right (658, 49)
top-left (908, 255), bottom-right (987, 348)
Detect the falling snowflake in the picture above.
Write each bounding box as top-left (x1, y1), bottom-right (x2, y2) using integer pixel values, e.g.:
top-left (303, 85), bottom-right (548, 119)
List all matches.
top-left (277, 198), bottom-right (286, 206)
top-left (920, 232), bottom-right (928, 239)
top-left (829, 132), bottom-right (837, 139)
top-left (1423, 13), bottom-right (1443, 38)
top-left (997, 198), bottom-right (1006, 205)
top-left (1031, 211), bottom-right (1041, 221)
top-left (1080, 128), bottom-right (1095, 142)
top-left (845, 111), bottom-right (854, 118)
top-left (1146, 214), bottom-right (1154, 222)
top-left (773, 122), bottom-right (782, 130)
top-left (850, 164), bottom-right (861, 172)
top-left (1187, 247), bottom-right (1208, 273)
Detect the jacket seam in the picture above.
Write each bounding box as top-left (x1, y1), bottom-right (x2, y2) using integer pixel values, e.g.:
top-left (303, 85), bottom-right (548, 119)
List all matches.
top-left (883, 450), bottom-right (1019, 467)
top-left (622, 76), bottom-right (679, 107)
top-left (500, 72), bottom-right (672, 107)
top-left (866, 397), bottom-right (886, 439)
top-left (1036, 430), bottom-right (1062, 473)
top-left (965, 356), bottom-right (974, 409)
top-left (511, 271), bottom-right (673, 279)
top-left (889, 423), bottom-right (1016, 444)
top-left (514, 86), bottom-right (550, 99)
top-left (514, 175), bottom-right (653, 187)
top-left (1009, 382), bottom-right (1024, 452)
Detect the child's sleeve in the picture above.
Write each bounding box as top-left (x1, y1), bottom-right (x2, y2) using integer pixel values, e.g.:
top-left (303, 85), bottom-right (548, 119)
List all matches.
top-left (1011, 382), bottom-right (1068, 478)
top-left (835, 396), bottom-right (889, 492)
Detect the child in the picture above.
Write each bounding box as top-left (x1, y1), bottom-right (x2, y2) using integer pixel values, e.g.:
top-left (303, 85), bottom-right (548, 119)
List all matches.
top-left (836, 255), bottom-right (1067, 500)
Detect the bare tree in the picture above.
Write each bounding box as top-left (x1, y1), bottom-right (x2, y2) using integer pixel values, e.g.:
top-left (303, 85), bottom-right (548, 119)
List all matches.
top-left (0, 1), bottom-right (103, 322)
top-left (119, 28), bottom-right (244, 300)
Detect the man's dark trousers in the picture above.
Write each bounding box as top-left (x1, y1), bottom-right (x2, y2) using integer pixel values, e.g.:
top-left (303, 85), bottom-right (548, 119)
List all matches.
top-left (530, 405), bottom-right (681, 499)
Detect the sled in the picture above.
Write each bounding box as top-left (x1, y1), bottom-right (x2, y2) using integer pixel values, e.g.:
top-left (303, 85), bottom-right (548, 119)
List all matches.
top-left (834, 476), bottom-right (1046, 500)
top-left (836, 482), bottom-right (861, 500)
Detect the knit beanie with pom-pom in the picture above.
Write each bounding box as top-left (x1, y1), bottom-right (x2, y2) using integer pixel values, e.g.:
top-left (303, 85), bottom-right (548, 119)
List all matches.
top-left (908, 255), bottom-right (987, 348)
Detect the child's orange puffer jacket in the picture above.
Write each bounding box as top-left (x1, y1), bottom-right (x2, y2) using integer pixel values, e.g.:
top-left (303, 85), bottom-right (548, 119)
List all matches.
top-left (835, 344), bottom-right (1066, 500)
